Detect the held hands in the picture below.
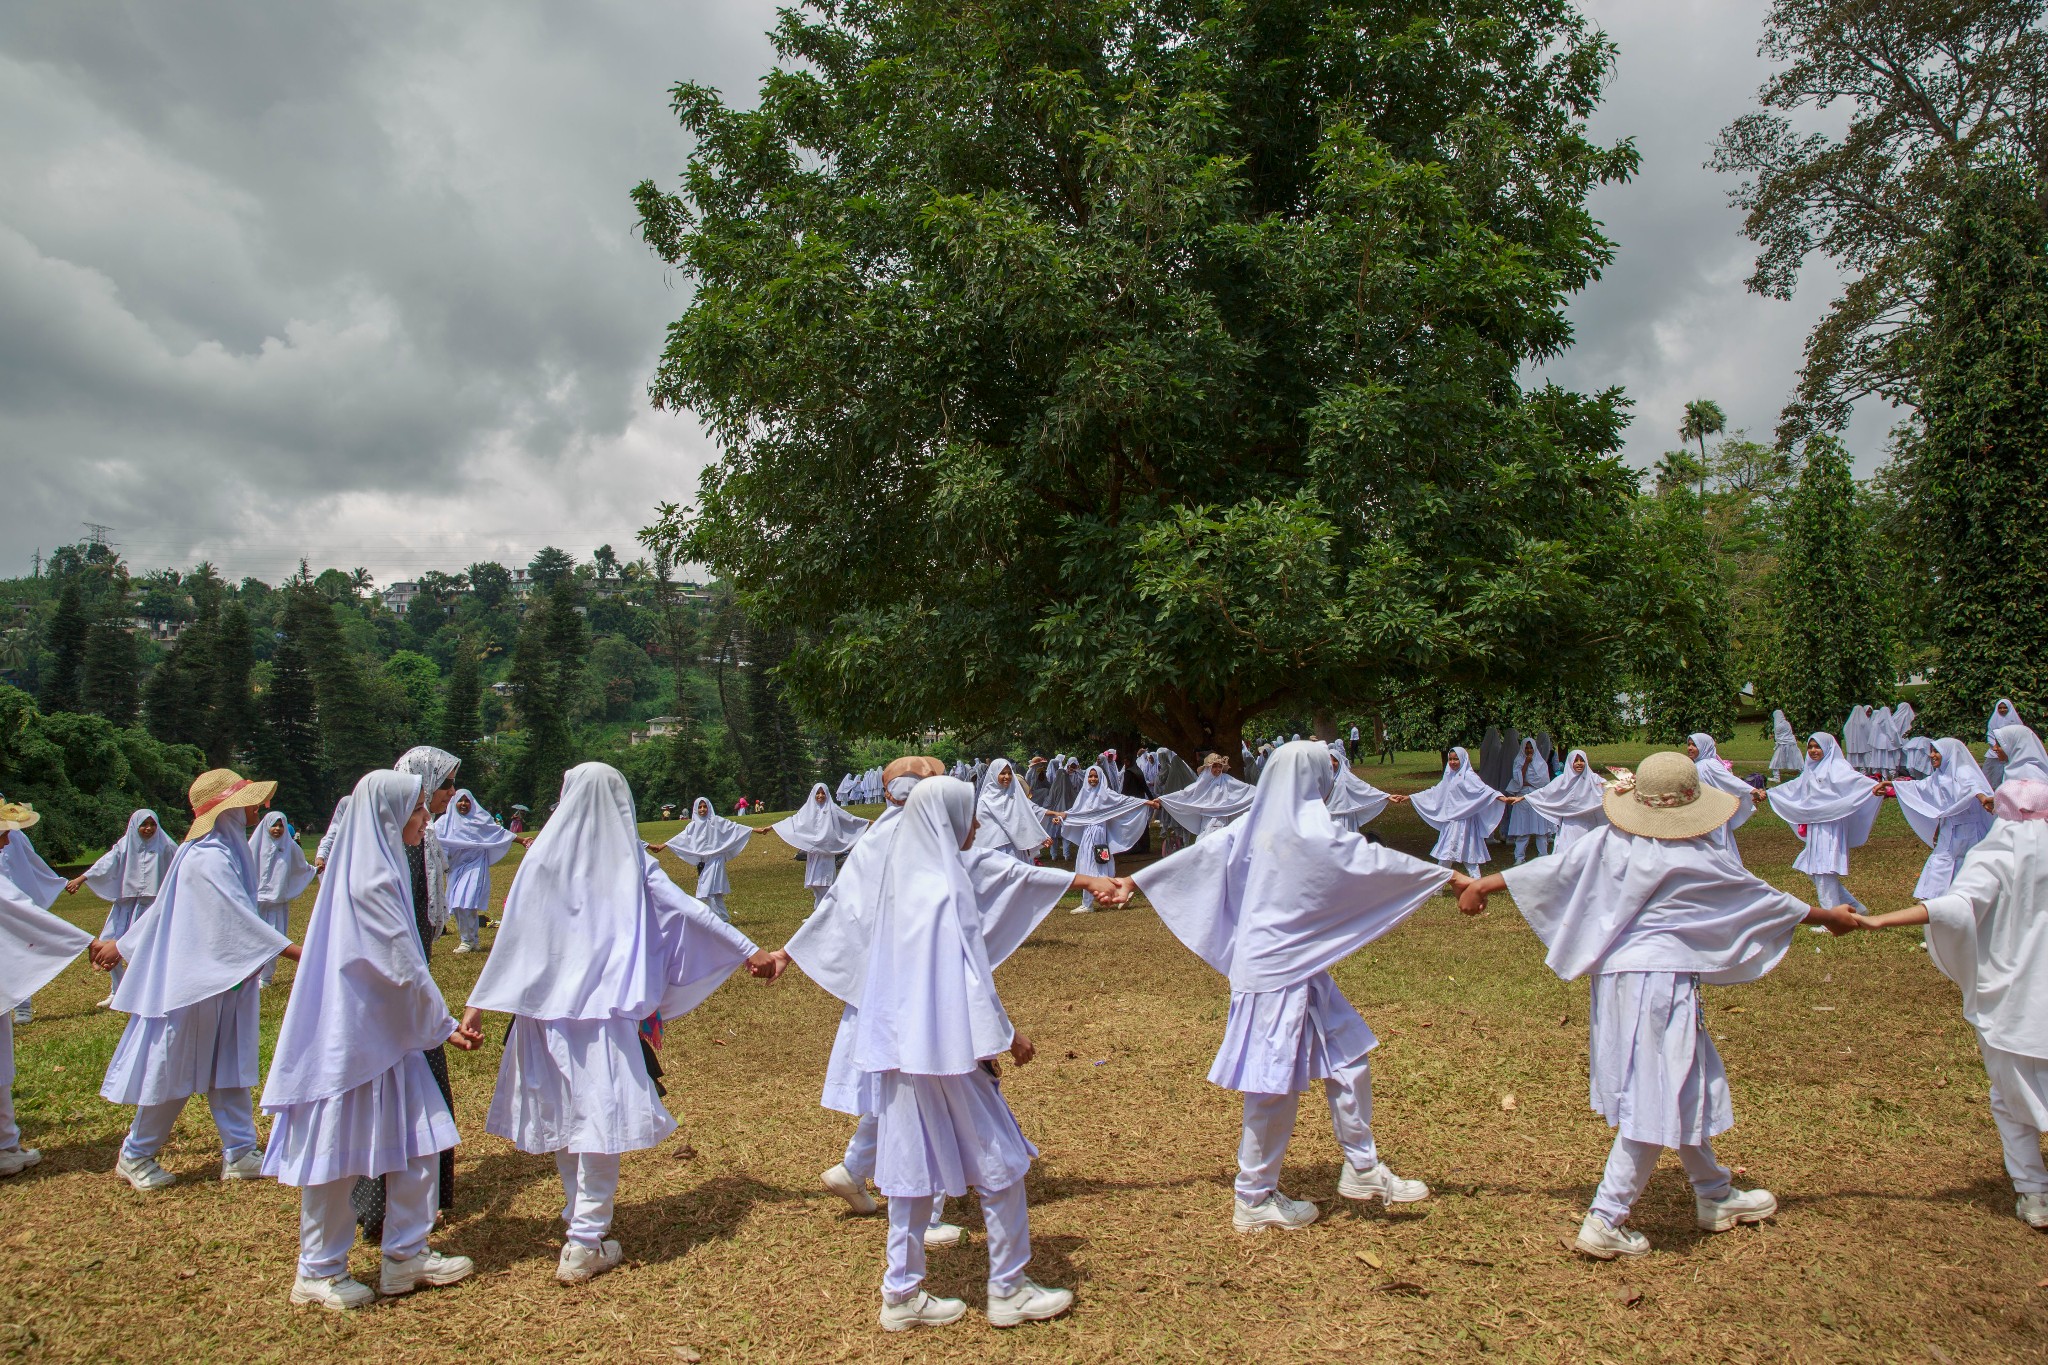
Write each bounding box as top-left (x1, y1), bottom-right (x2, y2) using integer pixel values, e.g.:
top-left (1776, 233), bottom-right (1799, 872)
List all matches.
top-left (64, 875), bottom-right (86, 895)
top-left (450, 1006), bottom-right (486, 1052)
top-left (644, 842), bottom-right (665, 856)
top-left (1078, 875), bottom-right (1130, 907)
top-left (87, 938), bottom-right (122, 972)
top-left (1806, 904), bottom-right (1864, 936)
top-left (747, 948), bottom-right (789, 981)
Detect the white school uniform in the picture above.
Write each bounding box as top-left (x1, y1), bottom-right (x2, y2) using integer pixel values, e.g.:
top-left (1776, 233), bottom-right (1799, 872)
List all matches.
top-left (0, 852), bottom-right (94, 1151)
top-left (1409, 746), bottom-right (1504, 867)
top-left (82, 811), bottom-right (176, 991)
top-left (662, 797), bottom-right (751, 920)
top-left (1520, 751), bottom-right (1607, 854)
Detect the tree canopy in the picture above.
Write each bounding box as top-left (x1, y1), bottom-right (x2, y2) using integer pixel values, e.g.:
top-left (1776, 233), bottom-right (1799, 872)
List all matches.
top-left (637, 0), bottom-right (1645, 760)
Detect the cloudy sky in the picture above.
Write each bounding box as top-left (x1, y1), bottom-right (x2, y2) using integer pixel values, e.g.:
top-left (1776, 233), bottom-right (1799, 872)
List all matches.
top-left (0, 1), bottom-right (1891, 586)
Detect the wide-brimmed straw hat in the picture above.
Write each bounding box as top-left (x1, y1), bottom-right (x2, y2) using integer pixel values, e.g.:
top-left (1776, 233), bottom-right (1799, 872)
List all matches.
top-left (184, 768), bottom-right (278, 842)
top-left (1601, 751), bottom-right (1738, 840)
top-left (0, 801), bottom-right (40, 833)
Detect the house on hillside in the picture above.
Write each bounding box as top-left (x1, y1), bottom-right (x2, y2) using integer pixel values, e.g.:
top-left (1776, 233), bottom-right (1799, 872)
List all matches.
top-left (381, 581), bottom-right (420, 615)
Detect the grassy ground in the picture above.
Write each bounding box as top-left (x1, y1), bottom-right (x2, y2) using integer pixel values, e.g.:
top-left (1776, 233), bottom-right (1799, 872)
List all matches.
top-left (3, 743), bottom-right (2044, 1363)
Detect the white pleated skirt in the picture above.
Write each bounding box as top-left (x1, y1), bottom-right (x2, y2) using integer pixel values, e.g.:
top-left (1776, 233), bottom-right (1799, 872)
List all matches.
top-left (262, 1051), bottom-right (459, 1187)
top-left (258, 901), bottom-right (291, 936)
top-left (486, 1015), bottom-right (676, 1155)
top-left (1428, 816), bottom-right (1493, 865)
top-left (100, 981), bottom-right (262, 1106)
top-left (1792, 818), bottom-right (1851, 876)
top-left (1588, 971), bottom-right (1731, 1148)
top-left (804, 851), bottom-right (836, 891)
top-left (1207, 972), bottom-right (1376, 1096)
top-left (872, 1066), bottom-right (1037, 1199)
top-left (1552, 812), bottom-right (1606, 854)
top-left (447, 855), bottom-right (492, 911)
top-left (820, 1003), bottom-right (875, 1116)
top-left (101, 896), bottom-right (151, 940)
top-left (1503, 801), bottom-right (1554, 838)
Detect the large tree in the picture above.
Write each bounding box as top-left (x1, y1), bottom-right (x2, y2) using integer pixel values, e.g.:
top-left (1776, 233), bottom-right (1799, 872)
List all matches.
top-left (1711, 0), bottom-right (2048, 440)
top-left (637, 0), bottom-right (1643, 763)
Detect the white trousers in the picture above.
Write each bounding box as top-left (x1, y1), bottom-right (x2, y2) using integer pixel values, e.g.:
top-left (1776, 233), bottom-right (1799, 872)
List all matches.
top-left (1512, 835), bottom-right (1549, 863)
top-left (0, 1015), bottom-right (16, 1150)
top-left (882, 1180), bottom-right (1028, 1303)
top-left (298, 1155), bottom-right (436, 1278)
top-left (1589, 1135), bottom-right (1732, 1225)
top-left (1808, 873), bottom-right (1869, 914)
top-left (454, 907), bottom-right (481, 948)
top-left (1437, 860), bottom-right (1484, 878)
top-left (1236, 1051), bottom-right (1377, 1202)
top-left (1990, 1083), bottom-right (2048, 1194)
top-left (842, 1114), bottom-right (947, 1227)
top-left (555, 1150), bottom-right (623, 1246)
top-left (703, 894), bottom-right (729, 923)
top-left (122, 1087), bottom-right (258, 1163)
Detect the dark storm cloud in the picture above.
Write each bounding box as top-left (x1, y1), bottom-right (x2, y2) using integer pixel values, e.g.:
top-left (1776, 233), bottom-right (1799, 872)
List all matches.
top-left (0, 2), bottom-right (1890, 584)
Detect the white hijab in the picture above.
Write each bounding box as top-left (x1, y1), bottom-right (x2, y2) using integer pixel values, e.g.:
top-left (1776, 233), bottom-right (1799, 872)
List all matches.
top-left (1772, 710), bottom-right (1797, 744)
top-left (849, 777), bottom-right (1013, 1075)
top-left (1922, 818), bottom-right (2048, 1058)
top-left (1767, 733), bottom-right (1881, 836)
top-left (261, 771), bottom-right (450, 1109)
top-left (250, 810), bottom-right (317, 904)
top-left (1507, 740), bottom-right (1548, 794)
top-left (1062, 764), bottom-right (1154, 851)
top-left (972, 759), bottom-right (1050, 854)
top-left (1995, 723), bottom-right (2048, 786)
top-left (1894, 738), bottom-right (1993, 848)
top-left (86, 809), bottom-right (177, 903)
top-left (1410, 746), bottom-right (1504, 832)
top-left (1989, 698), bottom-right (2023, 745)
top-left (1137, 742), bottom-right (1450, 993)
top-left (435, 788), bottom-right (515, 861)
top-left (664, 797), bottom-right (753, 862)
top-left (394, 745), bottom-right (460, 928)
top-left (1324, 746), bottom-right (1391, 826)
top-left (1158, 762), bottom-right (1257, 833)
top-left (1522, 750), bottom-right (1606, 825)
top-left (0, 829), bottom-right (64, 909)
top-left (109, 808), bottom-right (289, 1018)
top-left (774, 783), bottom-right (869, 856)
top-left (0, 838), bottom-right (93, 1011)
top-left (784, 782), bottom-right (917, 1006)
top-left (1689, 733), bottom-right (1755, 832)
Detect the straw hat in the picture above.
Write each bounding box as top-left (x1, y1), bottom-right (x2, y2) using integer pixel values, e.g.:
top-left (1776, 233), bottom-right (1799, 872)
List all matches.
top-left (0, 801), bottom-right (40, 833)
top-left (1601, 751), bottom-right (1738, 840)
top-left (184, 768), bottom-right (279, 842)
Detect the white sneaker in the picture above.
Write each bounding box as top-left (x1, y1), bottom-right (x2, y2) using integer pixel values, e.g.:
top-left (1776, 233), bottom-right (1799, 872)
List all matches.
top-left (1338, 1161), bottom-right (1429, 1205)
top-left (2017, 1193), bottom-right (2048, 1229)
top-left (94, 995), bottom-right (113, 1009)
top-left (0, 1146), bottom-right (42, 1177)
top-left (452, 942), bottom-right (474, 955)
top-left (923, 1221), bottom-right (965, 1249)
top-left (380, 1249), bottom-right (474, 1295)
top-left (878, 1290), bottom-right (967, 1331)
top-left (291, 1274), bottom-right (376, 1311)
top-left (556, 1239), bottom-right (622, 1285)
top-left (1695, 1187), bottom-right (1777, 1232)
top-left (1574, 1212), bottom-right (1650, 1259)
top-left (821, 1163), bottom-right (880, 1215)
top-left (1233, 1191), bottom-right (1318, 1231)
top-left (221, 1148), bottom-right (267, 1181)
top-left (987, 1278), bottom-right (1074, 1328)
top-left (1069, 906), bottom-right (1094, 915)
top-left (115, 1154), bottom-right (176, 1191)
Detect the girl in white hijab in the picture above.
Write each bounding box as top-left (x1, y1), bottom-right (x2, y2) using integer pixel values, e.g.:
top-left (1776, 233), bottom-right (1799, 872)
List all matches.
top-left (1324, 744), bottom-right (1401, 835)
top-left (1896, 702), bottom-right (1931, 776)
top-left (1867, 704), bottom-right (1901, 774)
top-left (1522, 750), bottom-right (1608, 853)
top-left (1501, 739), bottom-right (1556, 863)
top-left (1159, 753), bottom-right (1259, 839)
top-left (251, 811), bottom-right (316, 986)
top-left (836, 775), bottom-right (1118, 1331)
top-left (1850, 765), bottom-right (2048, 1229)
top-left (1046, 765), bottom-right (1158, 912)
top-left (774, 783), bottom-right (871, 903)
top-left (1760, 734), bottom-right (1884, 912)
top-left (1893, 738), bottom-right (1995, 898)
top-left (260, 770), bottom-right (479, 1311)
top-left (467, 764), bottom-right (774, 1285)
top-left (99, 769), bottom-right (295, 1192)
top-left (67, 809), bottom-right (176, 1003)
top-left (1129, 742), bottom-right (1452, 1231)
top-left (0, 804), bottom-right (94, 1178)
top-left (970, 760), bottom-right (1051, 863)
top-left (1686, 734), bottom-right (1756, 864)
top-left (653, 797), bottom-right (753, 921)
top-left (0, 822), bottom-right (64, 1025)
top-left (1409, 747), bottom-right (1508, 876)
top-left (1986, 699), bottom-right (2024, 786)
top-left (435, 789), bottom-right (520, 953)
top-left (1843, 705), bottom-right (1872, 772)
top-left (1457, 751), bottom-right (1860, 1259)
top-left (392, 747), bottom-right (461, 937)
top-left (1769, 710), bottom-right (1801, 780)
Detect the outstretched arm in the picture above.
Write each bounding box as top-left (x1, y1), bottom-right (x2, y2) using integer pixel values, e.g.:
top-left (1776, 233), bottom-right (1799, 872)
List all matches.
top-left (1852, 903), bottom-right (1930, 930)
top-left (1455, 872), bottom-right (1507, 916)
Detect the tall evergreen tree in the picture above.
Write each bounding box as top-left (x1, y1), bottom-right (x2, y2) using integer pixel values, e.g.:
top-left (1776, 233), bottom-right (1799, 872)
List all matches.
top-left (438, 635), bottom-right (483, 771)
top-left (142, 617), bottom-right (215, 748)
top-left (205, 602), bottom-right (256, 767)
top-left (1916, 160), bottom-right (2048, 728)
top-left (259, 620), bottom-right (324, 824)
top-left (508, 577), bottom-right (588, 811)
top-left (41, 576), bottom-right (88, 713)
top-left (80, 621), bottom-right (141, 727)
top-left (1631, 488), bottom-right (1739, 742)
top-left (1758, 438), bottom-right (1893, 734)
top-left (288, 585), bottom-right (387, 792)
top-left (741, 620), bottom-right (808, 808)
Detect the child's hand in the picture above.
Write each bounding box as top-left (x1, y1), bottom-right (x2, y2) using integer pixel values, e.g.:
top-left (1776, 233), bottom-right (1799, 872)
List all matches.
top-left (1456, 879), bottom-right (1490, 917)
top-left (1811, 904), bottom-right (1864, 936)
top-left (64, 876), bottom-right (86, 895)
top-left (455, 1006), bottom-right (486, 1049)
top-left (747, 949), bottom-right (788, 981)
top-left (1010, 1033), bottom-right (1036, 1067)
top-left (88, 938), bottom-right (121, 971)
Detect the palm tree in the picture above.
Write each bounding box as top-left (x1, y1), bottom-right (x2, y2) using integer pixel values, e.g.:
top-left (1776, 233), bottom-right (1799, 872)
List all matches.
top-left (349, 566), bottom-right (375, 595)
top-left (1678, 399), bottom-right (1726, 499)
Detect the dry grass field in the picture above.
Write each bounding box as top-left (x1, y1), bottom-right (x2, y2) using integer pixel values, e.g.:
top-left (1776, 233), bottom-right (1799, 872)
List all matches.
top-left (3, 739), bottom-right (2045, 1363)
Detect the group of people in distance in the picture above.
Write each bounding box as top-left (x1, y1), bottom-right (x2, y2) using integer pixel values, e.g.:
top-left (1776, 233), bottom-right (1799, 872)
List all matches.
top-left (2, 709), bottom-right (2047, 1333)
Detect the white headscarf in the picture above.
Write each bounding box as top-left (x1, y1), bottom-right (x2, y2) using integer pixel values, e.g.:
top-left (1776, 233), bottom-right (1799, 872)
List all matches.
top-left (1135, 741), bottom-right (1450, 993)
top-left (435, 788), bottom-right (515, 862)
top-left (1772, 710), bottom-right (1797, 745)
top-left (1894, 702), bottom-right (1916, 738)
top-left (1062, 764), bottom-right (1154, 852)
top-left (1500, 824), bottom-right (1810, 984)
top-left (1994, 723), bottom-right (2048, 786)
top-left (850, 777), bottom-right (1014, 1075)
top-left (972, 759), bottom-right (1050, 854)
top-left (260, 771), bottom-right (451, 1109)
top-left (784, 779), bottom-right (919, 1005)
top-left (1410, 746), bottom-right (1505, 833)
top-left (1894, 738), bottom-right (1993, 848)
top-left (1843, 705), bottom-right (1869, 755)
top-left (394, 745), bottom-right (460, 928)
top-left (1689, 733), bottom-right (1755, 832)
top-left (664, 797), bottom-right (753, 862)
top-left (108, 808), bottom-right (288, 1018)
top-left (1522, 749), bottom-right (1605, 826)
top-left (773, 782), bottom-right (869, 856)
top-left (1767, 733), bottom-right (1882, 835)
top-left (1989, 698), bottom-right (2023, 745)
top-left (1507, 739), bottom-right (1548, 795)
top-left (250, 810), bottom-right (316, 904)
top-left (1921, 818), bottom-right (2048, 1058)
top-left (0, 841), bottom-right (93, 1011)
top-left (315, 794), bottom-right (351, 865)
top-left (1324, 746), bottom-right (1391, 827)
top-left (86, 809), bottom-right (177, 903)
top-left (0, 829), bottom-right (64, 909)
top-left (1158, 762), bottom-right (1257, 835)
top-left (470, 763), bottom-right (687, 1021)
